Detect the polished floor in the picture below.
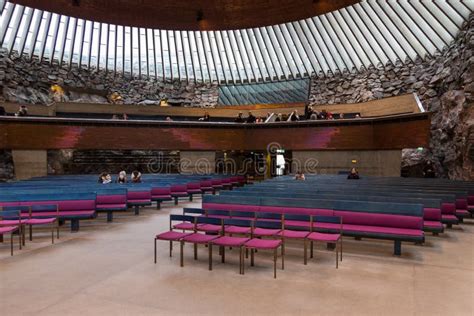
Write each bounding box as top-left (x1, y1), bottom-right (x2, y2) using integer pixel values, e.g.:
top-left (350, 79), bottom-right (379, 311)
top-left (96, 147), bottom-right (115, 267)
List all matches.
top-left (1, 199), bottom-right (473, 316)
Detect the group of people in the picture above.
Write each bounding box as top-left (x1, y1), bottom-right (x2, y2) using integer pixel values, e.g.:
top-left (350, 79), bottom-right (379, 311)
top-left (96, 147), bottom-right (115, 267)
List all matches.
top-left (98, 170), bottom-right (142, 184)
top-left (0, 105), bottom-right (28, 117)
top-left (234, 111), bottom-right (265, 123)
top-left (294, 167), bottom-right (360, 180)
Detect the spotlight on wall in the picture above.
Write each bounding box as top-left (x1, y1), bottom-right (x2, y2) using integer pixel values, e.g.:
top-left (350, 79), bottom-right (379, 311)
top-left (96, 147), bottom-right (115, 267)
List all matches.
top-left (351, 159), bottom-right (357, 164)
top-left (196, 9), bottom-right (204, 22)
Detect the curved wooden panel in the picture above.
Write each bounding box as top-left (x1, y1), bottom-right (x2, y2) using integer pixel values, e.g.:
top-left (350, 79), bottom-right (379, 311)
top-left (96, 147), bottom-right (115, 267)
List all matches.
top-left (12, 0), bottom-right (359, 31)
top-left (0, 113), bottom-right (430, 151)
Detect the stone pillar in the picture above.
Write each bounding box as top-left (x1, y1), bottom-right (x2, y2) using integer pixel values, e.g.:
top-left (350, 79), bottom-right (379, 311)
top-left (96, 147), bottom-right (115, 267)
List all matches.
top-left (292, 150), bottom-right (402, 177)
top-left (12, 150), bottom-right (47, 180)
top-left (180, 151), bottom-right (216, 175)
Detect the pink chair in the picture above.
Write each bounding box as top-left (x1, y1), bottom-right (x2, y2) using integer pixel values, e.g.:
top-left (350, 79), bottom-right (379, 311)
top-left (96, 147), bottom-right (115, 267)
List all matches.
top-left (210, 218), bottom-right (254, 274)
top-left (0, 210), bottom-right (22, 255)
top-left (306, 215), bottom-right (343, 268)
top-left (154, 215), bottom-right (194, 263)
top-left (243, 220), bottom-right (283, 278)
top-left (25, 205), bottom-right (58, 244)
top-left (278, 214), bottom-right (312, 266)
top-left (179, 217), bottom-right (223, 269)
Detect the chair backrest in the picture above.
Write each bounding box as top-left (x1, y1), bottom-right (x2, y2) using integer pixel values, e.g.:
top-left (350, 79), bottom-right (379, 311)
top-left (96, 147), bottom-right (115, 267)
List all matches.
top-left (170, 214), bottom-right (196, 229)
top-left (223, 218), bottom-right (253, 228)
top-left (30, 204), bottom-right (59, 217)
top-left (230, 211), bottom-right (255, 219)
top-left (196, 217), bottom-right (223, 226)
top-left (0, 209), bottom-right (21, 222)
top-left (183, 207), bottom-right (204, 215)
top-left (254, 220), bottom-right (283, 230)
top-left (206, 209), bottom-right (230, 217)
top-left (312, 215), bottom-right (342, 233)
top-left (256, 212), bottom-right (283, 220)
top-left (2, 205), bottom-right (30, 218)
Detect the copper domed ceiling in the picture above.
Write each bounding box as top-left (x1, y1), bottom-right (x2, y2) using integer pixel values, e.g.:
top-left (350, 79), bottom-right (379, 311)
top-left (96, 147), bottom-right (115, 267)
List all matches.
top-left (9, 0), bottom-right (360, 31)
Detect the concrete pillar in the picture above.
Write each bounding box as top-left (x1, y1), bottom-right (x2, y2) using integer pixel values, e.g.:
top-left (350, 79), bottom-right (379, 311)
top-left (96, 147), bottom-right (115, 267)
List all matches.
top-left (292, 150), bottom-right (402, 177)
top-left (12, 150), bottom-right (47, 180)
top-left (180, 151), bottom-right (216, 175)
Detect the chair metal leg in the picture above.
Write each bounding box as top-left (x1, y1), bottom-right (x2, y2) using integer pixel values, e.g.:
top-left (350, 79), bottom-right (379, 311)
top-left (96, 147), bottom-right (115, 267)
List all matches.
top-left (250, 248), bottom-right (254, 266)
top-left (274, 248), bottom-right (277, 279)
top-left (281, 238), bottom-right (285, 270)
top-left (221, 246), bottom-right (225, 263)
top-left (194, 243), bottom-right (198, 260)
top-left (169, 240), bottom-right (173, 257)
top-left (51, 222), bottom-right (54, 244)
top-left (154, 239), bottom-right (157, 264)
top-left (304, 238), bottom-right (307, 265)
top-left (340, 238), bottom-right (343, 261)
top-left (180, 241), bottom-right (184, 267)
top-left (336, 243), bottom-right (339, 269)
top-left (57, 221), bottom-right (60, 239)
top-left (310, 241), bottom-right (314, 258)
top-left (11, 233), bottom-right (14, 256)
top-left (241, 247), bottom-right (245, 275)
top-left (29, 224), bottom-right (32, 241)
top-left (209, 243), bottom-right (213, 271)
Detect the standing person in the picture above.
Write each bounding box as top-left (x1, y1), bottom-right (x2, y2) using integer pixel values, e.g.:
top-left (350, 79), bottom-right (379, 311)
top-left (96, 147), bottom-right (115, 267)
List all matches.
top-left (246, 111), bottom-right (256, 123)
top-left (347, 167), bottom-right (360, 179)
top-left (234, 112), bottom-right (245, 123)
top-left (131, 170), bottom-right (142, 183)
top-left (423, 161), bottom-right (436, 178)
top-left (198, 112), bottom-right (210, 121)
top-left (16, 105), bottom-right (28, 117)
top-left (117, 171), bottom-right (127, 183)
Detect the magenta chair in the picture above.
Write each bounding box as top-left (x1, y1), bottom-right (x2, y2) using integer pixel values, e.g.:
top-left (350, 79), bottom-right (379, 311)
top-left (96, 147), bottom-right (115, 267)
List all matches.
top-left (210, 219), bottom-right (253, 274)
top-left (154, 215), bottom-right (194, 263)
top-left (243, 220), bottom-right (283, 278)
top-left (278, 214), bottom-right (312, 266)
top-left (306, 215), bottom-right (343, 268)
top-left (0, 210), bottom-right (22, 255)
top-left (180, 217), bottom-right (223, 269)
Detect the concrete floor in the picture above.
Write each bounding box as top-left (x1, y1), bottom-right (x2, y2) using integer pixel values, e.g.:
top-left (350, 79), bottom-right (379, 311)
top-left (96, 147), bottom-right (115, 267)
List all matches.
top-left (0, 198), bottom-right (473, 316)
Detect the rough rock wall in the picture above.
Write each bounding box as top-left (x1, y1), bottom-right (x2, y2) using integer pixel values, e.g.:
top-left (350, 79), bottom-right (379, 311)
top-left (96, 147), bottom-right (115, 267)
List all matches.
top-left (0, 150), bottom-right (14, 181)
top-left (0, 50), bottom-right (219, 107)
top-left (309, 15), bottom-right (474, 180)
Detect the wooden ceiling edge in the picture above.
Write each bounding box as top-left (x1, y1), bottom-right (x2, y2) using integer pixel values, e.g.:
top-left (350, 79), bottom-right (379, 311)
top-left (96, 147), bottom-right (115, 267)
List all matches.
top-left (10, 0), bottom-right (360, 31)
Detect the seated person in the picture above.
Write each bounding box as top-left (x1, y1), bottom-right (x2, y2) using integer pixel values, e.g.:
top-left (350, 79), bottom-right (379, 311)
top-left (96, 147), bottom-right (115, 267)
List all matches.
top-left (347, 167), bottom-right (360, 179)
top-left (234, 112), bottom-right (245, 123)
top-left (131, 170), bottom-right (142, 183)
top-left (166, 116), bottom-right (173, 121)
top-left (16, 105), bottom-right (28, 117)
top-left (295, 170), bottom-right (305, 181)
top-left (198, 112), bottom-right (210, 121)
top-left (290, 110), bottom-right (300, 121)
top-left (305, 106), bottom-right (314, 120)
top-left (98, 172), bottom-right (112, 184)
top-left (246, 111), bottom-right (256, 123)
top-left (117, 171), bottom-right (127, 183)
top-left (339, 113), bottom-right (345, 119)
top-left (0, 105), bottom-right (6, 116)
top-left (423, 161), bottom-right (436, 178)
top-left (274, 113), bottom-right (283, 122)
top-left (319, 109), bottom-right (327, 120)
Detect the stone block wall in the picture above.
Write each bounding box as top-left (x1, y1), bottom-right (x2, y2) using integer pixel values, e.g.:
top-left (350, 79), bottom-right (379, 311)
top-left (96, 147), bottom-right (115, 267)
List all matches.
top-left (309, 15), bottom-right (474, 180)
top-left (0, 50), bottom-right (219, 107)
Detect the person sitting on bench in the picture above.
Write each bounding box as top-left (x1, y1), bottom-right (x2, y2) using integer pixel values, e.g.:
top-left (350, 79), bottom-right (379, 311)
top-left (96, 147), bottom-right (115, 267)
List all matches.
top-left (131, 170), bottom-right (142, 183)
top-left (295, 170), bottom-right (305, 181)
top-left (117, 170), bottom-right (127, 183)
top-left (347, 167), bottom-right (360, 180)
